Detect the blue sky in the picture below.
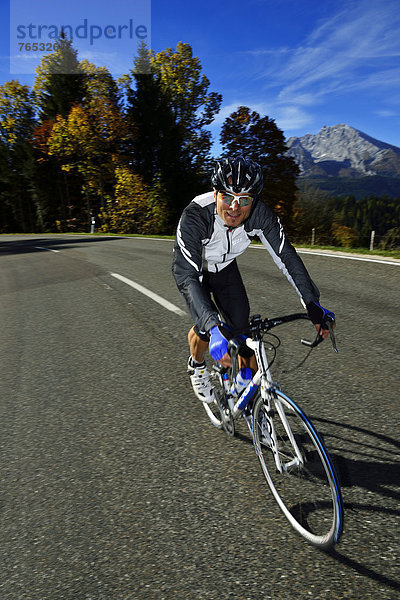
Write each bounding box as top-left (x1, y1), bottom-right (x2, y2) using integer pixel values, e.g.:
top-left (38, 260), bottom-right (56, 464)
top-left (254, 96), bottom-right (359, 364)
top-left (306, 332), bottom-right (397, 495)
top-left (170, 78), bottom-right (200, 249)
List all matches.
top-left (1, 0), bottom-right (400, 154)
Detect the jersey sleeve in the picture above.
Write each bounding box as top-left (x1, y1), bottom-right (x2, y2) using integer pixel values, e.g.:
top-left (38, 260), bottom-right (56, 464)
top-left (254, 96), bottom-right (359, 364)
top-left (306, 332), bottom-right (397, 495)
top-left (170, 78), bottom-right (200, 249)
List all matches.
top-left (172, 203), bottom-right (220, 333)
top-left (248, 202), bottom-right (320, 306)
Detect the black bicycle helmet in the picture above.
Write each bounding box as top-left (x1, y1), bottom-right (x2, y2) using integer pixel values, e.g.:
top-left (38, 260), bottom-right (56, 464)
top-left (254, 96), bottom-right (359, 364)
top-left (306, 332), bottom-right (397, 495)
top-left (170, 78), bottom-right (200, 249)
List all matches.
top-left (211, 156), bottom-right (263, 196)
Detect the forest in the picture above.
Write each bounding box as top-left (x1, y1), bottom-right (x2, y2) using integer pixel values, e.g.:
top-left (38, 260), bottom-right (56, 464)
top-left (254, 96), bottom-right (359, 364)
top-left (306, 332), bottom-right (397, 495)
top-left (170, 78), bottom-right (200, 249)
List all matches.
top-left (1, 37), bottom-right (399, 249)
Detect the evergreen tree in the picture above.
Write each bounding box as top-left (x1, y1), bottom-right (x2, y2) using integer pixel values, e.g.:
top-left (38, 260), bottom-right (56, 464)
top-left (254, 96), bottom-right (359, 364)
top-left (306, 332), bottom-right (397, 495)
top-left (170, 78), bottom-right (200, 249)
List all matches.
top-left (125, 44), bottom-right (193, 227)
top-left (34, 35), bottom-right (85, 120)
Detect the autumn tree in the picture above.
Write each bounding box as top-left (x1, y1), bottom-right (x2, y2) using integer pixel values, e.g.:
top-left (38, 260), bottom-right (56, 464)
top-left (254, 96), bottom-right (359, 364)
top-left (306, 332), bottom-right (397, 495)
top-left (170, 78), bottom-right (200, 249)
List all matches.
top-left (152, 42), bottom-right (222, 173)
top-left (30, 37), bottom-right (87, 230)
top-left (80, 60), bottom-right (122, 108)
top-left (122, 42), bottom-right (222, 228)
top-left (331, 223), bottom-right (360, 248)
top-left (99, 165), bottom-right (169, 235)
top-left (0, 81), bottom-right (37, 232)
top-left (220, 106), bottom-right (299, 231)
top-left (47, 92), bottom-right (126, 226)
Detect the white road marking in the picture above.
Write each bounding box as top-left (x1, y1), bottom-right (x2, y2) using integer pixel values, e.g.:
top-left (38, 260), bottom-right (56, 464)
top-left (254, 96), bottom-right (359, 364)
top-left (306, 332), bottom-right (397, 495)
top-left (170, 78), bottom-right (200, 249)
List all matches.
top-left (34, 246), bottom-right (60, 253)
top-left (110, 272), bottom-right (187, 316)
top-left (296, 250), bottom-right (400, 266)
top-left (249, 244), bottom-right (400, 266)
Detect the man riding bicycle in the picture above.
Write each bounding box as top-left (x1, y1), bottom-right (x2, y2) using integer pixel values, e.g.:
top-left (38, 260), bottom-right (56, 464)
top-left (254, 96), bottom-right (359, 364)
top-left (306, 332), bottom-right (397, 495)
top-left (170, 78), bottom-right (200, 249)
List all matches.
top-left (172, 156), bottom-right (335, 403)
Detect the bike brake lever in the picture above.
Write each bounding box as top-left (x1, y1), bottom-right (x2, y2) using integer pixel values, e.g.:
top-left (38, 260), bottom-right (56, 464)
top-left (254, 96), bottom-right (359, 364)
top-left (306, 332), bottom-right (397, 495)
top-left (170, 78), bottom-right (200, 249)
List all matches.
top-left (301, 321), bottom-right (338, 352)
top-left (327, 320), bottom-right (338, 353)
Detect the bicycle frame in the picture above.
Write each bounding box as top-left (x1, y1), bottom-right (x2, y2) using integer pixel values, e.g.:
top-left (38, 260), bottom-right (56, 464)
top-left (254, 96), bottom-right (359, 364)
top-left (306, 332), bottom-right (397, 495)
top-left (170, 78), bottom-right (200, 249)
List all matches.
top-left (210, 313), bottom-right (343, 548)
top-left (228, 335), bottom-right (305, 475)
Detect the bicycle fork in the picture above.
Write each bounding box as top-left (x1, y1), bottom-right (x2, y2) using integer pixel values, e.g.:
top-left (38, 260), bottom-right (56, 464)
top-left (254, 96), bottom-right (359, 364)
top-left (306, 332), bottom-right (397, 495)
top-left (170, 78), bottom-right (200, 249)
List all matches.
top-left (263, 390), bottom-right (304, 473)
top-left (248, 337), bottom-right (304, 474)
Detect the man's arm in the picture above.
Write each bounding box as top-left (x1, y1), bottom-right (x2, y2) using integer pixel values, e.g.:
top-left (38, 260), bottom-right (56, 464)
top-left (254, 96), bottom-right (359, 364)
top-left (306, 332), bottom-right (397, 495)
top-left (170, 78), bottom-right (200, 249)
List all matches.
top-left (249, 203), bottom-right (336, 334)
top-left (172, 204), bottom-right (220, 334)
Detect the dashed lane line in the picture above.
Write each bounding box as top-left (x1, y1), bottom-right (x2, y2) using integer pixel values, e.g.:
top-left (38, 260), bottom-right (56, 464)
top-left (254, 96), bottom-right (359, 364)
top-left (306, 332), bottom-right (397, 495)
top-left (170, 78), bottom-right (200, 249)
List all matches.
top-left (110, 272), bottom-right (187, 316)
top-left (34, 246), bottom-right (60, 253)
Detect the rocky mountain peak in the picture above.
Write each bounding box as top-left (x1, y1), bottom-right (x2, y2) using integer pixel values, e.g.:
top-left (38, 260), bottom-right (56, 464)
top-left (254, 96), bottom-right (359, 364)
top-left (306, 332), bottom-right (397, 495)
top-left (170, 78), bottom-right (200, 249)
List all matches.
top-left (286, 124), bottom-right (400, 178)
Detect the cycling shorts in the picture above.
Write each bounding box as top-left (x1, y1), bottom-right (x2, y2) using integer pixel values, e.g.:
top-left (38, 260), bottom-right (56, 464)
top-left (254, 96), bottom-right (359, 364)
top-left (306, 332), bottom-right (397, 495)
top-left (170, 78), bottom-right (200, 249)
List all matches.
top-left (193, 260), bottom-right (251, 341)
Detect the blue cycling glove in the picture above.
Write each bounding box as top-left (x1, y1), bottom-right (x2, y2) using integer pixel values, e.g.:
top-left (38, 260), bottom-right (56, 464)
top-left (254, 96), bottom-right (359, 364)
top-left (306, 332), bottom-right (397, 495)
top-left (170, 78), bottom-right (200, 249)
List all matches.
top-left (209, 324), bottom-right (232, 361)
top-left (307, 301), bottom-right (335, 326)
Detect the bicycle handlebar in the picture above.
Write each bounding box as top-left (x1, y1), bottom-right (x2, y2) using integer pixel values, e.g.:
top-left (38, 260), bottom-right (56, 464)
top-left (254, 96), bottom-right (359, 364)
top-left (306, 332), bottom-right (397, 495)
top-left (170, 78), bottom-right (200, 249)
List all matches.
top-left (225, 312), bottom-right (337, 380)
top-left (247, 313), bottom-right (338, 352)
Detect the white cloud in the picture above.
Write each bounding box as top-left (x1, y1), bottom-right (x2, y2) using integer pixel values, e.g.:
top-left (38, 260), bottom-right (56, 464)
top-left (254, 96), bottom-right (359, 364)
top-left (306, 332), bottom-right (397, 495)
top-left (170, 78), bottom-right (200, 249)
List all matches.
top-left (274, 105), bottom-right (313, 131)
top-left (210, 101), bottom-right (273, 127)
top-left (9, 53), bottom-right (42, 75)
top-left (374, 109), bottom-right (399, 118)
top-left (210, 100), bottom-right (313, 136)
top-left (262, 0), bottom-right (400, 105)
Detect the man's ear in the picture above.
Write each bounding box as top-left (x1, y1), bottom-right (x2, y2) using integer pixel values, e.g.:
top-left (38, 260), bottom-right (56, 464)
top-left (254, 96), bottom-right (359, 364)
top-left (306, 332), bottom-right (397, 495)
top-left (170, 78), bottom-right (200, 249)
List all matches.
top-left (213, 189), bottom-right (217, 201)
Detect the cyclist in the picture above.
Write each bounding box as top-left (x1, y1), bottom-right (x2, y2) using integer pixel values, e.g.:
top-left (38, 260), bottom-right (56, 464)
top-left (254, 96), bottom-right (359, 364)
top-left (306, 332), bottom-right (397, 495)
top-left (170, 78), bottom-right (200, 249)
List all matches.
top-left (172, 156), bottom-right (335, 403)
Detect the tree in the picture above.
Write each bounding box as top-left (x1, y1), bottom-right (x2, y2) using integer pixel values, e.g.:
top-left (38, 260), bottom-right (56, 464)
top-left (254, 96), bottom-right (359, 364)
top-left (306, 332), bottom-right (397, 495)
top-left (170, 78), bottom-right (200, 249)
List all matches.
top-left (34, 35), bottom-right (85, 120)
top-left (124, 41), bottom-right (222, 226)
top-left (0, 81), bottom-right (37, 232)
top-left (292, 182), bottom-right (333, 244)
top-left (379, 227), bottom-right (400, 250)
top-left (151, 42), bottom-right (222, 172)
top-left (220, 106), bottom-right (300, 230)
top-left (326, 195), bottom-right (400, 246)
top-left (47, 96), bottom-right (127, 226)
top-left (331, 223), bottom-right (360, 248)
top-left (80, 60), bottom-right (122, 108)
top-left (33, 46), bottom-right (127, 231)
top-left (30, 36), bottom-right (87, 230)
top-left (98, 165), bottom-right (169, 234)
top-left (124, 43), bottom-right (196, 227)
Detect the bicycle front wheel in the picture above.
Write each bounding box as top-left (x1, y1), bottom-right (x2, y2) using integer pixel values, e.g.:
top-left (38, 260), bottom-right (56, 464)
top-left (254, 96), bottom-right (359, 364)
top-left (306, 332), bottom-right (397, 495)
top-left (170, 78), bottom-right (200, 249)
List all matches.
top-left (253, 390), bottom-right (343, 549)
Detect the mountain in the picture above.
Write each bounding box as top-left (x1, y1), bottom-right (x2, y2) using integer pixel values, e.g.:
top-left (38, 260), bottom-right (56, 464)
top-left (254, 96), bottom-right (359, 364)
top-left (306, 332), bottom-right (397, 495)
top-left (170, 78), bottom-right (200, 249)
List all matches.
top-left (286, 125), bottom-right (400, 196)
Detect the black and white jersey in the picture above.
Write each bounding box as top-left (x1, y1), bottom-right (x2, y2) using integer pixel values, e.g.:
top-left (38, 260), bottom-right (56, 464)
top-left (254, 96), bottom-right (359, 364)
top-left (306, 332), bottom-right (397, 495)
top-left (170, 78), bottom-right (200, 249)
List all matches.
top-left (172, 192), bottom-right (320, 333)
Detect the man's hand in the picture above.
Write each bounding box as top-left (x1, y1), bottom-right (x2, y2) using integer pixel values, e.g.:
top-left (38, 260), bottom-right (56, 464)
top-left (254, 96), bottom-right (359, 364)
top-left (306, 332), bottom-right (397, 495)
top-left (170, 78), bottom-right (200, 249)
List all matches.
top-left (307, 301), bottom-right (336, 339)
top-left (314, 322), bottom-right (335, 339)
top-left (209, 324), bottom-right (232, 367)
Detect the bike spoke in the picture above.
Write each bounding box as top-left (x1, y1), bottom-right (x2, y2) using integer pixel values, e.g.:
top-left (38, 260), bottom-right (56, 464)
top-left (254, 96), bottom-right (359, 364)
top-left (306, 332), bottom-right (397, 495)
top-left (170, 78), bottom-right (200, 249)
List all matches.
top-left (253, 392), bottom-right (343, 549)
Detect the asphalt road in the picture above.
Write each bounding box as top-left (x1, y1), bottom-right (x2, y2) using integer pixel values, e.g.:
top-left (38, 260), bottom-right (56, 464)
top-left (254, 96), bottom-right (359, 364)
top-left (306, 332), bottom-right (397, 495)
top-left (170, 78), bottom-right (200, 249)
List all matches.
top-left (1, 234), bottom-right (399, 600)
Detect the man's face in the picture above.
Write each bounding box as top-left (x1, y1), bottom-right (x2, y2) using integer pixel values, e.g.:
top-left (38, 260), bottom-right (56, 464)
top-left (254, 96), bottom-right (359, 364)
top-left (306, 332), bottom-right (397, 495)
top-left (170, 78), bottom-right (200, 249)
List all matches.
top-left (214, 190), bottom-right (253, 227)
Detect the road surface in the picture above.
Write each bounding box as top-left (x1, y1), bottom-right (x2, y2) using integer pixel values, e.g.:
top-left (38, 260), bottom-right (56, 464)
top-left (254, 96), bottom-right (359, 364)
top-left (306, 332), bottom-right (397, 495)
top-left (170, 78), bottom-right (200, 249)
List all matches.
top-left (1, 234), bottom-right (399, 600)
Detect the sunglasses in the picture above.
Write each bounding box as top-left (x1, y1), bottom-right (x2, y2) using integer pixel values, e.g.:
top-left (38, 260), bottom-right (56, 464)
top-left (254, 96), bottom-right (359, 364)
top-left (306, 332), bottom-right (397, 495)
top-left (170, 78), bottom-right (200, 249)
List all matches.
top-left (219, 191), bottom-right (253, 207)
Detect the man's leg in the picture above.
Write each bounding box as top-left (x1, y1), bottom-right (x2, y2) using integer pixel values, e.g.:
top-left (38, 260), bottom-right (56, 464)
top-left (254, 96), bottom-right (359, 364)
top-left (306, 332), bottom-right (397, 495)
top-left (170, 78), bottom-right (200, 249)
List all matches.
top-left (187, 327), bottom-right (215, 403)
top-left (207, 261), bottom-right (257, 373)
top-left (188, 326), bottom-right (209, 363)
top-left (239, 352), bottom-right (257, 373)
top-left (189, 325), bottom-right (256, 372)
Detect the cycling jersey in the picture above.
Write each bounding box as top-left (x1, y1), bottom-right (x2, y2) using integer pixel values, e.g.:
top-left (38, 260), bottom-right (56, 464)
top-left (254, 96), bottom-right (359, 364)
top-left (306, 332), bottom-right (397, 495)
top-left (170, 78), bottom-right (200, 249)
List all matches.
top-left (172, 191), bottom-right (320, 333)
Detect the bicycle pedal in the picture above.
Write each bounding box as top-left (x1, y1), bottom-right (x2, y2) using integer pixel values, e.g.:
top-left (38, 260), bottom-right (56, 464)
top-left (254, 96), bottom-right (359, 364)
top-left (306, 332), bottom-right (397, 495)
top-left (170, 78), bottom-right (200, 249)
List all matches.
top-left (212, 363), bottom-right (227, 374)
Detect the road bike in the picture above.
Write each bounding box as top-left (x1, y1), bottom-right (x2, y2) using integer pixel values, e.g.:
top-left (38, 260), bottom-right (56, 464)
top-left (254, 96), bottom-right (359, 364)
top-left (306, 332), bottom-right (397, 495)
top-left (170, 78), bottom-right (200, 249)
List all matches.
top-left (203, 313), bottom-right (343, 550)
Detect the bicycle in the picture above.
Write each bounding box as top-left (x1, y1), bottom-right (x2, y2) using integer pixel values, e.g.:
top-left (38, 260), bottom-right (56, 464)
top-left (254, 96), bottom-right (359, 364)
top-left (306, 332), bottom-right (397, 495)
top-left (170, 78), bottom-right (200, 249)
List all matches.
top-left (202, 313), bottom-right (343, 550)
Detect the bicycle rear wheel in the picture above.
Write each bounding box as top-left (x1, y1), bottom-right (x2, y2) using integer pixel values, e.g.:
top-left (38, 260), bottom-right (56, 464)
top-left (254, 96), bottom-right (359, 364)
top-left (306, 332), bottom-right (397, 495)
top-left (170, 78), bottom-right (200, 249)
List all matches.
top-left (202, 367), bottom-right (235, 436)
top-left (202, 397), bottom-right (223, 429)
top-left (253, 390), bottom-right (343, 549)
